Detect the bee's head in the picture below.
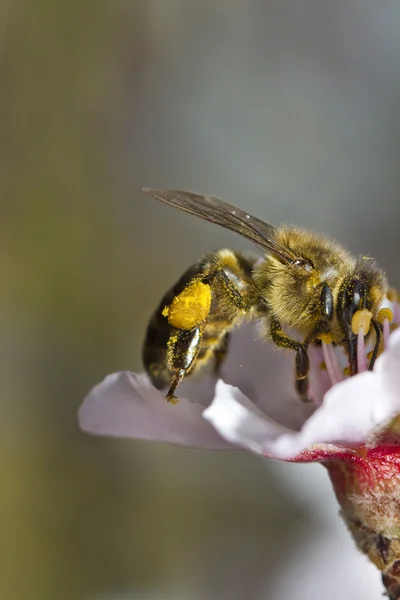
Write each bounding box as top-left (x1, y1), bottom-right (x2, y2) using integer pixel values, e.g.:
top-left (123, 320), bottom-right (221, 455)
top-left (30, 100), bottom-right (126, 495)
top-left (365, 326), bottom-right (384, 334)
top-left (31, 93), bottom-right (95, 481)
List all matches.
top-left (336, 260), bottom-right (387, 373)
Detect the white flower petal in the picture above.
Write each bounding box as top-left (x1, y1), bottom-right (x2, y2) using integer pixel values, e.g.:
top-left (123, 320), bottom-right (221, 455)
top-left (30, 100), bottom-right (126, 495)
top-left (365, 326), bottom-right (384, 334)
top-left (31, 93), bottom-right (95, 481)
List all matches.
top-left (80, 319), bottom-right (400, 456)
top-left (281, 371), bottom-right (399, 455)
top-left (375, 327), bottom-right (400, 385)
top-left (203, 380), bottom-right (292, 454)
top-left (204, 367), bottom-right (400, 459)
top-left (79, 371), bottom-right (232, 450)
top-left (215, 323), bottom-right (314, 429)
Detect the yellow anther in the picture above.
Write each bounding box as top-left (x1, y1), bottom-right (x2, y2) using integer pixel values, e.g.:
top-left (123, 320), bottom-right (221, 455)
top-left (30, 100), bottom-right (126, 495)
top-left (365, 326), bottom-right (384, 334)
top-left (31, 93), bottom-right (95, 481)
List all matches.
top-left (351, 309), bottom-right (372, 335)
top-left (317, 333), bottom-right (334, 344)
top-left (387, 287), bottom-right (397, 302)
top-left (391, 323), bottom-right (399, 333)
top-left (162, 280), bottom-right (212, 330)
top-left (319, 361), bottom-right (327, 371)
top-left (343, 366), bottom-right (350, 376)
top-left (377, 307), bottom-right (393, 324)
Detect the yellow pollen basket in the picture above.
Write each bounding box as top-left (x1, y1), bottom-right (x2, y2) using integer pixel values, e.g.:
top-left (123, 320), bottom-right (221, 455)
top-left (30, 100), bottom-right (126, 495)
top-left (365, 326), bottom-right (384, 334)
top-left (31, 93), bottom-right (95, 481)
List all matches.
top-left (162, 280), bottom-right (212, 330)
top-left (351, 309), bottom-right (372, 335)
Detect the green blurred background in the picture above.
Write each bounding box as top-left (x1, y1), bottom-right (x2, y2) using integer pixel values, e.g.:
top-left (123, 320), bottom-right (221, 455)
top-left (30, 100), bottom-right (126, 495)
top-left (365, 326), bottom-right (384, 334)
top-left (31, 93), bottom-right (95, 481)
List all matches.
top-left (2, 2), bottom-right (400, 599)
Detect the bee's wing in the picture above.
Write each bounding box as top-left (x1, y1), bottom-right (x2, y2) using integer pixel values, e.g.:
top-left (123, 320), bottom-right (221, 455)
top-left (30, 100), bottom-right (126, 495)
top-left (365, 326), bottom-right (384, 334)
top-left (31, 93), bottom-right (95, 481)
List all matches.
top-left (142, 188), bottom-right (296, 263)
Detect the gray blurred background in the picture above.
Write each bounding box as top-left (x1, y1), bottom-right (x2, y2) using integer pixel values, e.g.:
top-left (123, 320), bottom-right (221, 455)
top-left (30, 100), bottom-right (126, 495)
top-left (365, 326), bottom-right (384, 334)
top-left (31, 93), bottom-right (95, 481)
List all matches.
top-left (2, 1), bottom-right (400, 599)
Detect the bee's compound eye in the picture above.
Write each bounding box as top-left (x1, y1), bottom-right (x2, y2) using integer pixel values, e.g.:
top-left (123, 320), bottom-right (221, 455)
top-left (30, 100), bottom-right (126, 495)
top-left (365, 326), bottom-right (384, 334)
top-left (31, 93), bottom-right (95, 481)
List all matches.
top-left (293, 258), bottom-right (313, 272)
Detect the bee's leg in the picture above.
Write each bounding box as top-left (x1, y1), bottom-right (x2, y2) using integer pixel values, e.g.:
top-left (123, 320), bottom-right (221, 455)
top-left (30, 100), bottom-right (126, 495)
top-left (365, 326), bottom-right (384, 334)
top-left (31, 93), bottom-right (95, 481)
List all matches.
top-left (202, 270), bottom-right (247, 309)
top-left (166, 369), bottom-right (186, 404)
top-left (270, 319), bottom-right (310, 402)
top-left (294, 345), bottom-right (310, 402)
top-left (213, 331), bottom-right (231, 375)
top-left (166, 326), bottom-right (203, 403)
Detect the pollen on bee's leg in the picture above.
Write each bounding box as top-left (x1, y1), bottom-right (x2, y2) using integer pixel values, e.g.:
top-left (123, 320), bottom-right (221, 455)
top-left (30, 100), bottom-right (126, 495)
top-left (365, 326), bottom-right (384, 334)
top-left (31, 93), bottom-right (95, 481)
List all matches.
top-left (378, 307), bottom-right (393, 351)
top-left (321, 342), bottom-right (343, 387)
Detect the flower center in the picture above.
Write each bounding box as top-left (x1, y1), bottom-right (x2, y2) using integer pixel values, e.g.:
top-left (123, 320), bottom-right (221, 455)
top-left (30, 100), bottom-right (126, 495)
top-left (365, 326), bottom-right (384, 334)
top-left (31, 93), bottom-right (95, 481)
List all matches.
top-left (310, 292), bottom-right (400, 407)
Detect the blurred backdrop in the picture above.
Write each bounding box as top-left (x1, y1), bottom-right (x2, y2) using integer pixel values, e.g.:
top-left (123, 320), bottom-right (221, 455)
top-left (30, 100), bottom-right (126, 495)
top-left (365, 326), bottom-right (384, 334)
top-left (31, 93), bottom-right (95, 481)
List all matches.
top-left (2, 1), bottom-right (400, 599)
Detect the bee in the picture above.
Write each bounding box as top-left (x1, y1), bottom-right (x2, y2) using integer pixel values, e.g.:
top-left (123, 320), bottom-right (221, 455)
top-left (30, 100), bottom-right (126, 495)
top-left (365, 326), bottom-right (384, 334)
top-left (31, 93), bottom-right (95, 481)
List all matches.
top-left (142, 188), bottom-right (387, 403)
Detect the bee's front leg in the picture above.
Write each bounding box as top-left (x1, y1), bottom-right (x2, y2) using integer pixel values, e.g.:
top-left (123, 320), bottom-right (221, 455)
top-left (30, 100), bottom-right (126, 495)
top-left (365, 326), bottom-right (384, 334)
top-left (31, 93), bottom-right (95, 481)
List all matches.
top-left (294, 344), bottom-right (310, 402)
top-left (165, 326), bottom-right (203, 403)
top-left (270, 318), bottom-right (310, 402)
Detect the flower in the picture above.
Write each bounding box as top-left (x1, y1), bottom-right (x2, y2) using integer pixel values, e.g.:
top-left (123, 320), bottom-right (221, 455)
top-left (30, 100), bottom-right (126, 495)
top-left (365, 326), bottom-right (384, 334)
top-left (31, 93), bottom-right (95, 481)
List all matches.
top-left (79, 295), bottom-right (400, 598)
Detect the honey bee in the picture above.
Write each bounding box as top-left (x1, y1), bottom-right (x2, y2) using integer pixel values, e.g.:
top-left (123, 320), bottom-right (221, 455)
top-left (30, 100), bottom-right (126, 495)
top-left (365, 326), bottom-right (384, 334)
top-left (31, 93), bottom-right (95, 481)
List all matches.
top-left (142, 188), bottom-right (387, 402)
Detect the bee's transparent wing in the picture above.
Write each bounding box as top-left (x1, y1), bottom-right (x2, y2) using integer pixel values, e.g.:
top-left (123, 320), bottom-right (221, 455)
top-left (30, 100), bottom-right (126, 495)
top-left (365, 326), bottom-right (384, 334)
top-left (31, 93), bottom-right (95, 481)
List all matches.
top-left (142, 188), bottom-right (296, 263)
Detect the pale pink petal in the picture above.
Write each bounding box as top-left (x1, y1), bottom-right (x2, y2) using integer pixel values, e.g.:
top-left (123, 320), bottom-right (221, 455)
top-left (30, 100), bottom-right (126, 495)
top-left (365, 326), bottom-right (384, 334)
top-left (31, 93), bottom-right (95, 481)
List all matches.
top-left (374, 327), bottom-right (400, 385)
top-left (79, 371), bottom-right (232, 450)
top-left (204, 366), bottom-right (400, 459)
top-left (203, 380), bottom-right (293, 454)
top-left (213, 323), bottom-right (315, 429)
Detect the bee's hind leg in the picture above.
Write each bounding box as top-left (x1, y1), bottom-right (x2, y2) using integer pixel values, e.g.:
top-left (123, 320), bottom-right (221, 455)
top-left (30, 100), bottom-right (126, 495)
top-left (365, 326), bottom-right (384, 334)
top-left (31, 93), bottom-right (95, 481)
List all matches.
top-left (166, 369), bottom-right (186, 404)
top-left (165, 326), bottom-right (203, 403)
top-left (213, 331), bottom-right (231, 376)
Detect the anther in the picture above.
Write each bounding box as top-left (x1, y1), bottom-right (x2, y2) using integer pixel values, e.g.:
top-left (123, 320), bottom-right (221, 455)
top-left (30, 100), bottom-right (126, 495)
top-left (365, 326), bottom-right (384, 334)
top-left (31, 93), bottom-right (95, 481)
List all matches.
top-left (317, 333), bottom-right (334, 344)
top-left (322, 343), bottom-right (343, 386)
top-left (377, 308), bottom-right (393, 324)
top-left (351, 309), bottom-right (373, 336)
top-left (377, 307), bottom-right (393, 351)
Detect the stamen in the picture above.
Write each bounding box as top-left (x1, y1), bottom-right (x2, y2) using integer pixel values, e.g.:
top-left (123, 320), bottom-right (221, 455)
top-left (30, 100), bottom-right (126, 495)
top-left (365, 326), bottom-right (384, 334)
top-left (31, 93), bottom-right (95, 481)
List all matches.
top-left (322, 342), bottom-right (344, 387)
top-left (378, 308), bottom-right (393, 351)
top-left (308, 345), bottom-right (331, 405)
top-left (357, 326), bottom-right (368, 373)
top-left (388, 288), bottom-right (400, 324)
top-left (383, 319), bottom-right (390, 350)
top-left (351, 309), bottom-right (372, 336)
top-left (378, 307), bottom-right (393, 324)
top-left (317, 333), bottom-right (334, 344)
top-left (394, 295), bottom-right (400, 325)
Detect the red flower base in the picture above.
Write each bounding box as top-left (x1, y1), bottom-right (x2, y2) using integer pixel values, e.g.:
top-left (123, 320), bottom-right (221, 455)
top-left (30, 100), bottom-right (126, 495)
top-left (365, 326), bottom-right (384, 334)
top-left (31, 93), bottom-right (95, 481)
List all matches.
top-left (326, 447), bottom-right (400, 600)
